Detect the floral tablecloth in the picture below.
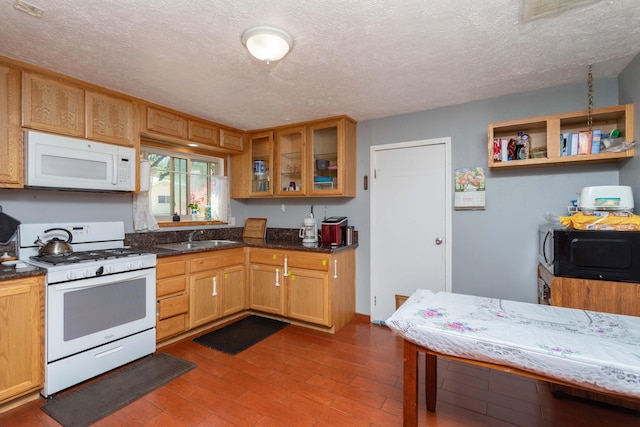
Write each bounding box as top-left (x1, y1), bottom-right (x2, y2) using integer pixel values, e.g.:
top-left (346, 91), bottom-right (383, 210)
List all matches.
top-left (386, 289), bottom-right (640, 399)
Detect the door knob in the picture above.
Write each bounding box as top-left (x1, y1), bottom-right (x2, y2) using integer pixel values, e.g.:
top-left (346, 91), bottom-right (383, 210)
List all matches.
top-left (435, 237), bottom-right (443, 245)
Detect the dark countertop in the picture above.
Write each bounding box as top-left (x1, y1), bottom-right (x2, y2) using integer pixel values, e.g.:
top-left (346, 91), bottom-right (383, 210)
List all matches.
top-left (125, 226), bottom-right (358, 258)
top-left (148, 239), bottom-right (357, 258)
top-left (0, 228), bottom-right (358, 281)
top-left (0, 264), bottom-right (46, 282)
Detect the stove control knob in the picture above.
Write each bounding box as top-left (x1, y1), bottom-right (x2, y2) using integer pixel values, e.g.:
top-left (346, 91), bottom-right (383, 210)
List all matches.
top-left (83, 269), bottom-right (92, 278)
top-left (96, 266), bottom-right (104, 276)
top-left (66, 271), bottom-right (75, 280)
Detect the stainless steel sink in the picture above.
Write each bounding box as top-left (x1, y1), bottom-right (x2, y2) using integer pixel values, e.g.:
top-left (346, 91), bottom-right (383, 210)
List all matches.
top-left (155, 240), bottom-right (239, 251)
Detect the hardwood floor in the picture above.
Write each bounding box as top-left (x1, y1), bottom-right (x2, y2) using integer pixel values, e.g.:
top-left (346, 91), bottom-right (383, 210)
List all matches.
top-left (2, 317), bottom-right (639, 426)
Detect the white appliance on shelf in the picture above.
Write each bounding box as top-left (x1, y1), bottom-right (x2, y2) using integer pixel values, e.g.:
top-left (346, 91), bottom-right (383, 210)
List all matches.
top-left (577, 185), bottom-right (634, 212)
top-left (18, 221), bottom-right (156, 397)
top-left (24, 130), bottom-right (136, 192)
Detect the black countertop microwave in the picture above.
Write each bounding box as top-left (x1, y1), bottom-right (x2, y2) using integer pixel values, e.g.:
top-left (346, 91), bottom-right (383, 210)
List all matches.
top-left (538, 224), bottom-right (640, 283)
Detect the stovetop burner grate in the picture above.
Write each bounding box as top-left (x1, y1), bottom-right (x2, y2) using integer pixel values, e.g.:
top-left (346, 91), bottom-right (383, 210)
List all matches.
top-left (31, 248), bottom-right (148, 266)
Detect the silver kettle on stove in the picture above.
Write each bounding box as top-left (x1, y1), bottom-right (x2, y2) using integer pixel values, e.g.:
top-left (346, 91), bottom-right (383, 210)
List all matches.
top-left (34, 228), bottom-right (73, 256)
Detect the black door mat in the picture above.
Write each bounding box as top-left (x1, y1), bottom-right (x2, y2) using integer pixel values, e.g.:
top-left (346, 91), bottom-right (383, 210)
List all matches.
top-left (41, 353), bottom-right (196, 427)
top-left (194, 315), bottom-right (290, 355)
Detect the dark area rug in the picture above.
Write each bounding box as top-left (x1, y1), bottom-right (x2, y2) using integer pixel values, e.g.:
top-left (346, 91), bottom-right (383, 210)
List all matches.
top-left (194, 315), bottom-right (290, 354)
top-left (41, 353), bottom-right (196, 427)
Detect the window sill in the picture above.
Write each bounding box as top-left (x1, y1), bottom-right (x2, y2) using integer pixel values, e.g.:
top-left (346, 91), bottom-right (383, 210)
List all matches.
top-left (157, 220), bottom-right (227, 228)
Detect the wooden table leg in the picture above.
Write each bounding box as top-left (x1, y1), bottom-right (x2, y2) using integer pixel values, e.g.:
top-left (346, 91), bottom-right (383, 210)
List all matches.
top-left (425, 352), bottom-right (437, 411)
top-left (403, 340), bottom-right (418, 427)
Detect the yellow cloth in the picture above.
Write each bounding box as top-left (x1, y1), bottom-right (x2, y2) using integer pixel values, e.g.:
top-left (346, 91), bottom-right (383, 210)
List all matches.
top-left (559, 211), bottom-right (640, 231)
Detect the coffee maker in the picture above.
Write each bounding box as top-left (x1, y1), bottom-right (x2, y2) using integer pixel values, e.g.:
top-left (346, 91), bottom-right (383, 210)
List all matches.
top-left (299, 217), bottom-right (318, 245)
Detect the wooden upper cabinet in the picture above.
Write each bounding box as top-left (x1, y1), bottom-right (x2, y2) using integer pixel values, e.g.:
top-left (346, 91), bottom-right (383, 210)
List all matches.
top-left (308, 117), bottom-right (356, 197)
top-left (220, 128), bottom-right (244, 152)
top-left (141, 104), bottom-right (243, 152)
top-left (231, 116), bottom-right (356, 199)
top-left (22, 72), bottom-right (137, 147)
top-left (188, 120), bottom-right (218, 146)
top-left (86, 91), bottom-right (136, 146)
top-left (275, 125), bottom-right (307, 196)
top-left (22, 72), bottom-right (85, 137)
top-left (0, 64), bottom-right (22, 188)
top-left (146, 106), bottom-right (188, 139)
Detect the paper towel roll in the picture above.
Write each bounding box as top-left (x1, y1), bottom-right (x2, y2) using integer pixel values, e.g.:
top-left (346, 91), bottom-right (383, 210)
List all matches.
top-left (139, 159), bottom-right (151, 192)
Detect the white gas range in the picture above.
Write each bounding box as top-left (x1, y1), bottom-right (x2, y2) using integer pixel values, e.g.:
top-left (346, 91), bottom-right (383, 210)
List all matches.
top-left (18, 221), bottom-right (157, 397)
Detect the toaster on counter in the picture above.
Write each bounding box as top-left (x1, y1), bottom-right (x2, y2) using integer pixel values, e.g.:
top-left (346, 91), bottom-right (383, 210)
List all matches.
top-left (321, 216), bottom-right (348, 246)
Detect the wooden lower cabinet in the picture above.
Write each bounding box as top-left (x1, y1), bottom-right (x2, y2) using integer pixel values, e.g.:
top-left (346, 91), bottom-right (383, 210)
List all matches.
top-left (249, 247), bottom-right (356, 331)
top-left (288, 268), bottom-right (329, 325)
top-left (541, 266), bottom-right (640, 316)
top-left (156, 255), bottom-right (189, 341)
top-left (189, 248), bottom-right (246, 328)
top-left (157, 250), bottom-right (246, 342)
top-left (540, 265), bottom-right (640, 409)
top-left (249, 262), bottom-right (286, 315)
top-left (0, 276), bottom-right (44, 404)
top-left (552, 278), bottom-right (640, 316)
top-left (156, 246), bottom-right (355, 341)
top-left (190, 270), bottom-right (222, 327)
top-left (220, 264), bottom-right (247, 317)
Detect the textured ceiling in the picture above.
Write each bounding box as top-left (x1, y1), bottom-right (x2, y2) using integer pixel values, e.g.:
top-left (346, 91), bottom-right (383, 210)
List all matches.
top-left (1, 0), bottom-right (639, 130)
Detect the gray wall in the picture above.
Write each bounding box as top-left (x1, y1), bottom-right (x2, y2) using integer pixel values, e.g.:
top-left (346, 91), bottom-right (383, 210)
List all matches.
top-left (354, 79), bottom-right (620, 310)
top-left (235, 76), bottom-right (624, 313)
top-left (2, 59), bottom-right (638, 317)
top-left (0, 189), bottom-right (134, 227)
top-left (618, 53), bottom-right (640, 200)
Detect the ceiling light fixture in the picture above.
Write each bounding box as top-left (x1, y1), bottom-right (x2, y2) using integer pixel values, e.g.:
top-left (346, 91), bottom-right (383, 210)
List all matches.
top-left (242, 26), bottom-right (293, 64)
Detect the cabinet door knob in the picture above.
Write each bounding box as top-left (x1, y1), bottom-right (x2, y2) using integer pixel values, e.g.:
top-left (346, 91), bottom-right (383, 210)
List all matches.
top-left (435, 237), bottom-right (443, 245)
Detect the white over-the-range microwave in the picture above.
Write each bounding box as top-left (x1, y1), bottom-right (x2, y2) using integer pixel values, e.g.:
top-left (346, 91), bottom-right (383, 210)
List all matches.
top-left (25, 130), bottom-right (136, 192)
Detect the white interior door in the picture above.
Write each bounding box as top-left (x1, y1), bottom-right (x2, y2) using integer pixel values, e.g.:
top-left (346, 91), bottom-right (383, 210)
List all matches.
top-left (370, 138), bottom-right (451, 324)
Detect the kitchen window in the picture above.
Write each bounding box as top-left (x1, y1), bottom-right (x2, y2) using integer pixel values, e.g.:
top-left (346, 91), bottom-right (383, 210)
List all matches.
top-left (141, 146), bottom-right (229, 223)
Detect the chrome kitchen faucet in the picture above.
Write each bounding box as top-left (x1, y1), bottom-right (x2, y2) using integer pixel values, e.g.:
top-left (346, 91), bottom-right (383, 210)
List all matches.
top-left (188, 230), bottom-right (203, 242)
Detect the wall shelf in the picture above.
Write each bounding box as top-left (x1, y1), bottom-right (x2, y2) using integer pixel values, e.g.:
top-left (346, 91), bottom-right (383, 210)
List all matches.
top-left (488, 104), bottom-right (634, 169)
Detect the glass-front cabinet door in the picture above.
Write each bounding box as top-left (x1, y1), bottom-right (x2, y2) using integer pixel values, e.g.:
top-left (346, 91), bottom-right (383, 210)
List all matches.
top-left (276, 126), bottom-right (306, 196)
top-left (248, 131), bottom-right (273, 196)
top-left (308, 117), bottom-right (356, 197)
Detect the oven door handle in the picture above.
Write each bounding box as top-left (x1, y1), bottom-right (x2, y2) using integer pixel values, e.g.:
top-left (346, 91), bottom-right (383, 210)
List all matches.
top-left (543, 231), bottom-right (552, 265)
top-left (51, 272), bottom-right (153, 291)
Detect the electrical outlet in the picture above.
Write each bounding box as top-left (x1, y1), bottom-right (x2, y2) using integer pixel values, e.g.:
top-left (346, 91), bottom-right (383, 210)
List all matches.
top-left (281, 204), bottom-right (285, 212)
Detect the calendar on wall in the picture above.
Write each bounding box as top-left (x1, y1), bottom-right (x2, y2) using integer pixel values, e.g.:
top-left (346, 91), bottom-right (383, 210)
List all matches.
top-left (454, 167), bottom-right (486, 210)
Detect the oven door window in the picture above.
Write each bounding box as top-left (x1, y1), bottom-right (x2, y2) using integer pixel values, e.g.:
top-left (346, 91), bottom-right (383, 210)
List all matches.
top-left (63, 278), bottom-right (147, 341)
